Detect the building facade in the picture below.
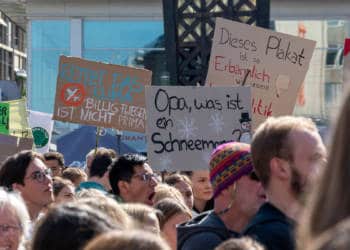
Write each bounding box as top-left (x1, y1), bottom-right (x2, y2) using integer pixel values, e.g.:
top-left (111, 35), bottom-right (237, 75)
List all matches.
top-left (0, 9), bottom-right (26, 100)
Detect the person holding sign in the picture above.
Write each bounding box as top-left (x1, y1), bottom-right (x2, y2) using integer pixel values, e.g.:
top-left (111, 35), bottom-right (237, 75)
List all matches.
top-left (244, 116), bottom-right (326, 250)
top-left (177, 142), bottom-right (266, 250)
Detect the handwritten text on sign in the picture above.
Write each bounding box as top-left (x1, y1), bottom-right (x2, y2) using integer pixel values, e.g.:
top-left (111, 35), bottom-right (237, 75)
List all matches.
top-left (146, 86), bottom-right (252, 171)
top-left (0, 103), bottom-right (9, 135)
top-left (206, 18), bottom-right (316, 128)
top-left (53, 56), bottom-right (152, 132)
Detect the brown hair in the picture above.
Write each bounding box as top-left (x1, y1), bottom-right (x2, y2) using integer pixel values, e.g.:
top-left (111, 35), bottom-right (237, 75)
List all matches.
top-left (165, 173), bottom-right (192, 187)
top-left (154, 198), bottom-right (192, 229)
top-left (83, 230), bottom-right (170, 250)
top-left (43, 152), bottom-right (65, 167)
top-left (62, 167), bottom-right (87, 186)
top-left (251, 116), bottom-right (317, 187)
top-left (299, 91), bottom-right (350, 249)
top-left (52, 177), bottom-right (74, 197)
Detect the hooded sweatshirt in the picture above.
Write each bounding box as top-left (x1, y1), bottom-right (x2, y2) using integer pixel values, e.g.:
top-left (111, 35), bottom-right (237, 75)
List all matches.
top-left (177, 211), bottom-right (239, 250)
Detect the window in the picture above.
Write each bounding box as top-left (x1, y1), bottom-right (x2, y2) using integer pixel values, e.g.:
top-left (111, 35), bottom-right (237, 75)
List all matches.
top-left (30, 20), bottom-right (70, 113)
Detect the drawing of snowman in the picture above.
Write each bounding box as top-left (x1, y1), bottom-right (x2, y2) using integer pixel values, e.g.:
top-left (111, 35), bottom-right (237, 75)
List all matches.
top-left (232, 112), bottom-right (252, 143)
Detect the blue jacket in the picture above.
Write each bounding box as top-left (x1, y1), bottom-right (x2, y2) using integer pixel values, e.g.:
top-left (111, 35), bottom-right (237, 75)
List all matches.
top-left (177, 211), bottom-right (239, 250)
top-left (243, 202), bottom-right (296, 250)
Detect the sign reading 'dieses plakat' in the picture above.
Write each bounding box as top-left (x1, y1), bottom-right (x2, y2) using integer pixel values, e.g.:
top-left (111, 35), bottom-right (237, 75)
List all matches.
top-left (53, 56), bottom-right (152, 133)
top-left (206, 18), bottom-right (316, 128)
top-left (146, 86), bottom-right (252, 171)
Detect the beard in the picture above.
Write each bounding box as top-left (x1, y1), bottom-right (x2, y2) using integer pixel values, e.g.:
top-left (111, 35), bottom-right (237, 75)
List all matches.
top-left (290, 165), bottom-right (309, 205)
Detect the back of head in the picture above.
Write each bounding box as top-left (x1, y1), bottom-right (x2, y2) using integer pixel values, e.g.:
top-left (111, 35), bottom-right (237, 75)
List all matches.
top-left (32, 202), bottom-right (118, 250)
top-left (153, 183), bottom-right (185, 205)
top-left (84, 230), bottom-right (171, 250)
top-left (109, 153), bottom-right (147, 195)
top-left (251, 116), bottom-right (317, 188)
top-left (209, 142), bottom-right (253, 199)
top-left (77, 196), bottom-right (131, 229)
top-left (215, 237), bottom-right (265, 250)
top-left (62, 167), bottom-right (87, 186)
top-left (121, 203), bottom-right (161, 234)
top-left (0, 150), bottom-right (43, 190)
top-left (154, 198), bottom-right (192, 229)
top-left (89, 150), bottom-right (113, 178)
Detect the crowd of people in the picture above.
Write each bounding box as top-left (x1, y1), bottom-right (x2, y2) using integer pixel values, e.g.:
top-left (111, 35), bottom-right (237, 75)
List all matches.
top-left (2, 89), bottom-right (350, 250)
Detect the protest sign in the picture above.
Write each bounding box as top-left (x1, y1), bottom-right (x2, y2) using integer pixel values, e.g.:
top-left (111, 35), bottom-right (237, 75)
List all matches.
top-left (206, 18), bottom-right (316, 128)
top-left (53, 56), bottom-right (152, 133)
top-left (0, 102), bottom-right (9, 135)
top-left (0, 99), bottom-right (32, 138)
top-left (0, 134), bottom-right (33, 163)
top-left (146, 86), bottom-right (251, 171)
top-left (343, 38), bottom-right (350, 84)
top-left (29, 110), bottom-right (54, 154)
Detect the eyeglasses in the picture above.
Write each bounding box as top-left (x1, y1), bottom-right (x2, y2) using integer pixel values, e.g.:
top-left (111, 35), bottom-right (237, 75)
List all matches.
top-left (248, 171), bottom-right (260, 182)
top-left (0, 224), bottom-right (21, 235)
top-left (25, 168), bottom-right (52, 183)
top-left (133, 173), bottom-right (161, 183)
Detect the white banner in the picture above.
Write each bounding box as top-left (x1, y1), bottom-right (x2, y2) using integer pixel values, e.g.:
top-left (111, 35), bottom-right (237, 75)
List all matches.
top-left (28, 110), bottom-right (54, 154)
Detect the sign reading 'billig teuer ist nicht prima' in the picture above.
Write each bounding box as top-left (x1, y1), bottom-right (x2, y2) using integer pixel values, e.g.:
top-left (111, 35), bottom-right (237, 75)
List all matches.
top-left (53, 56), bottom-right (152, 133)
top-left (146, 86), bottom-right (251, 171)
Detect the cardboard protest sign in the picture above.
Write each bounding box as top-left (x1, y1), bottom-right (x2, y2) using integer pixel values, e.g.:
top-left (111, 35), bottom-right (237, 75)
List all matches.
top-left (206, 18), bottom-right (316, 128)
top-left (53, 56), bottom-right (152, 133)
top-left (0, 102), bottom-right (9, 134)
top-left (1, 99), bottom-right (32, 138)
top-left (343, 39), bottom-right (350, 84)
top-left (146, 86), bottom-right (251, 171)
top-left (0, 134), bottom-right (33, 163)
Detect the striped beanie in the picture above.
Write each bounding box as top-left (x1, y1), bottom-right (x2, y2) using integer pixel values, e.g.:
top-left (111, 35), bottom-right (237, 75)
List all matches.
top-left (209, 142), bottom-right (253, 199)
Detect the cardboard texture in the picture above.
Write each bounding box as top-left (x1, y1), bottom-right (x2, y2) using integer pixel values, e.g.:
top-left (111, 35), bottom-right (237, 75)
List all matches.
top-left (146, 86), bottom-right (252, 171)
top-left (53, 56), bottom-right (152, 133)
top-left (206, 18), bottom-right (316, 128)
top-left (0, 134), bottom-right (33, 163)
top-left (343, 38), bottom-right (350, 84)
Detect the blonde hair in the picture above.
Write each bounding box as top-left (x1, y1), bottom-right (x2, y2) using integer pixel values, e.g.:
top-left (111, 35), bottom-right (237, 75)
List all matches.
top-left (84, 230), bottom-right (170, 250)
top-left (154, 198), bottom-right (192, 229)
top-left (121, 203), bottom-right (161, 234)
top-left (153, 183), bottom-right (186, 205)
top-left (77, 196), bottom-right (131, 229)
top-left (75, 188), bottom-right (106, 199)
top-left (215, 237), bottom-right (265, 250)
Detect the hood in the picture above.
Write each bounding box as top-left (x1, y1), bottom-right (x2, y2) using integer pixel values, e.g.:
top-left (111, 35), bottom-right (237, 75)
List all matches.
top-left (177, 211), bottom-right (230, 249)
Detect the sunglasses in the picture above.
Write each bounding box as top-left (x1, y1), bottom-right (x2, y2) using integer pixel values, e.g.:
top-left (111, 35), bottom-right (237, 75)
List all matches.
top-left (248, 171), bottom-right (260, 182)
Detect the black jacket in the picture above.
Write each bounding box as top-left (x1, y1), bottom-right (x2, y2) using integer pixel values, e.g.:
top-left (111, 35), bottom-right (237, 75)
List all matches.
top-left (177, 211), bottom-right (239, 250)
top-left (243, 202), bottom-right (296, 250)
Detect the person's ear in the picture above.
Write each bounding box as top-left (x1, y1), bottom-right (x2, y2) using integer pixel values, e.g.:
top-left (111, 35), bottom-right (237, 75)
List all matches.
top-left (12, 183), bottom-right (24, 193)
top-left (270, 157), bottom-right (290, 180)
top-left (117, 180), bottom-right (130, 196)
